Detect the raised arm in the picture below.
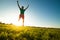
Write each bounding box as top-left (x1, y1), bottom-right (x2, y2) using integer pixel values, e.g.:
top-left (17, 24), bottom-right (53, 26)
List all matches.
top-left (25, 5), bottom-right (29, 10)
top-left (17, 0), bottom-right (20, 9)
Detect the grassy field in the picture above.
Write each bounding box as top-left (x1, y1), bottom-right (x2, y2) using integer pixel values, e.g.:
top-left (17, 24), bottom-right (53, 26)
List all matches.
top-left (0, 22), bottom-right (60, 40)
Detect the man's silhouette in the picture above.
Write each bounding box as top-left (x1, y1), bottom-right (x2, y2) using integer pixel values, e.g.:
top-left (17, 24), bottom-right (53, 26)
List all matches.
top-left (17, 0), bottom-right (29, 26)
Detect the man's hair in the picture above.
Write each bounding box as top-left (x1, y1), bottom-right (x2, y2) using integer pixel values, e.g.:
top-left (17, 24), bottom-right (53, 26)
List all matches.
top-left (21, 6), bottom-right (24, 8)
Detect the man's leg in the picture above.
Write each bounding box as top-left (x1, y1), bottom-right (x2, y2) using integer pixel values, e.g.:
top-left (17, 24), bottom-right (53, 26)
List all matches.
top-left (18, 14), bottom-right (21, 21)
top-left (22, 18), bottom-right (24, 26)
top-left (22, 14), bottom-right (24, 26)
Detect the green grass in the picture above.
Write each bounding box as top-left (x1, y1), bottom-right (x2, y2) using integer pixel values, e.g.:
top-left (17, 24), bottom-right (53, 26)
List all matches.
top-left (0, 23), bottom-right (60, 40)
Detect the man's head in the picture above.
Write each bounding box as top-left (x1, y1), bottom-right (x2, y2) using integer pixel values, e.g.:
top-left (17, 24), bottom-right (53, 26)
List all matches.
top-left (21, 6), bottom-right (24, 9)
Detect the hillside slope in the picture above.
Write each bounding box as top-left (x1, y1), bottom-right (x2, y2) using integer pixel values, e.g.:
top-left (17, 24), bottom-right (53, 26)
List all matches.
top-left (0, 23), bottom-right (60, 40)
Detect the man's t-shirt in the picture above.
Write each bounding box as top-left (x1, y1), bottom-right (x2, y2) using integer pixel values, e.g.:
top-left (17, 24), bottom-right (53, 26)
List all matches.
top-left (20, 8), bottom-right (25, 14)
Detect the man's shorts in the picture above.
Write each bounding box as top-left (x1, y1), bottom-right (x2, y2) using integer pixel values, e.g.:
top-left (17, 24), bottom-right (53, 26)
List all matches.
top-left (19, 14), bottom-right (24, 19)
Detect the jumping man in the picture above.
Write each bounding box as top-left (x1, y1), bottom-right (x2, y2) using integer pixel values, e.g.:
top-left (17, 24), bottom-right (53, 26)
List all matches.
top-left (17, 0), bottom-right (29, 26)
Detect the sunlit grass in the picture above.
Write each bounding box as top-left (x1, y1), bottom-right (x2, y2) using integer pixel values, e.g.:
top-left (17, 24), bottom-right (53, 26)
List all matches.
top-left (0, 23), bottom-right (60, 40)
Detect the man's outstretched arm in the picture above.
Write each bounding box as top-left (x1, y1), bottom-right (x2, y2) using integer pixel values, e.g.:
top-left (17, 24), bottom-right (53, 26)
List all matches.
top-left (25, 5), bottom-right (29, 10)
top-left (17, 0), bottom-right (20, 9)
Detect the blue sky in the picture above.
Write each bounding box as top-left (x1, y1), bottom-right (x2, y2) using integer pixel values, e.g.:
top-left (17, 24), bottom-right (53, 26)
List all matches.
top-left (0, 0), bottom-right (60, 28)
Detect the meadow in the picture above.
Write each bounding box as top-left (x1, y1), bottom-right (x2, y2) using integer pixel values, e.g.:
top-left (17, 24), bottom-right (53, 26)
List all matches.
top-left (0, 22), bottom-right (60, 40)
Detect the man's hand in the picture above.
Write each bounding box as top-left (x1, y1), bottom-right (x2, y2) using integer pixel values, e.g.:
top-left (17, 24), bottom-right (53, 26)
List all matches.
top-left (17, 0), bottom-right (18, 2)
top-left (27, 4), bottom-right (29, 8)
top-left (28, 5), bottom-right (29, 7)
top-left (25, 4), bottom-right (29, 10)
top-left (17, 0), bottom-right (20, 9)
top-left (28, 5), bottom-right (29, 6)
